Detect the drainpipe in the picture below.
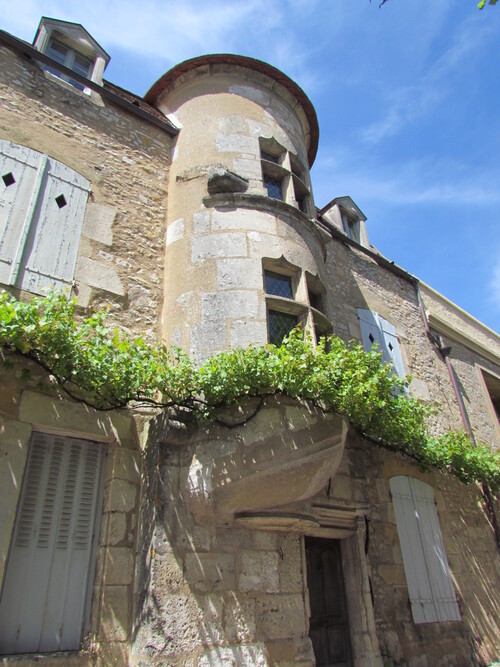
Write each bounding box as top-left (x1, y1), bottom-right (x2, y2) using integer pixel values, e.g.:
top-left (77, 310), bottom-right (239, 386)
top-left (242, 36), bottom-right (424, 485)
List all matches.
top-left (415, 282), bottom-right (500, 553)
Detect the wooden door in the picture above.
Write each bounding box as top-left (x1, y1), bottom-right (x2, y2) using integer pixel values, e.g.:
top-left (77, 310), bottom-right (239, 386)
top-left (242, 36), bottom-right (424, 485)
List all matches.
top-left (306, 538), bottom-right (352, 667)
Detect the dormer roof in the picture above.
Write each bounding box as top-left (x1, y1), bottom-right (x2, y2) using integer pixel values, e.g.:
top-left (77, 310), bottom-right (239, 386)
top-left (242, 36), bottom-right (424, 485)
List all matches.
top-left (33, 17), bottom-right (110, 64)
top-left (320, 196), bottom-right (366, 222)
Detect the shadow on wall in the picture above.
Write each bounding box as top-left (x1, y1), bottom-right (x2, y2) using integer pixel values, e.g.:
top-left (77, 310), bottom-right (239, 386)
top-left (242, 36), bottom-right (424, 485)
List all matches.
top-left (129, 399), bottom-right (349, 665)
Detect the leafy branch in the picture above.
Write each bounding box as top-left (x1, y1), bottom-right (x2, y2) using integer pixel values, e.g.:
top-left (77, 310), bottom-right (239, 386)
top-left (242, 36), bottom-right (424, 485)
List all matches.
top-left (1, 291), bottom-right (498, 493)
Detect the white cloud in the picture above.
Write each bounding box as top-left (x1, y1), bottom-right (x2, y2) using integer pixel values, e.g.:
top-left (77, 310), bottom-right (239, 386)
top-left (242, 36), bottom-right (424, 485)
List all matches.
top-left (313, 154), bottom-right (500, 209)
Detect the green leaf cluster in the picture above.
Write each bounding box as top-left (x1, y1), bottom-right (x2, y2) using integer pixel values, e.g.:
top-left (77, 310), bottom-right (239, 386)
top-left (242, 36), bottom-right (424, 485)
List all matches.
top-left (1, 291), bottom-right (498, 493)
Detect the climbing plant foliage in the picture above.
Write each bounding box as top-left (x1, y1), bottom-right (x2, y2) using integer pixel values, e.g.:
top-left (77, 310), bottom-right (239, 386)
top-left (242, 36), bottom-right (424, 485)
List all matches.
top-left (0, 291), bottom-right (499, 493)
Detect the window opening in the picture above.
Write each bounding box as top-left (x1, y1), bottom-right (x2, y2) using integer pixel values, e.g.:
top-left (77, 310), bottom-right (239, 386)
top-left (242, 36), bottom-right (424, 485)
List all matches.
top-left (296, 195), bottom-right (306, 213)
top-left (308, 290), bottom-right (322, 312)
top-left (263, 174), bottom-right (283, 201)
top-left (342, 214), bottom-right (360, 244)
top-left (265, 270), bottom-right (293, 299)
top-left (481, 369), bottom-right (500, 424)
top-left (261, 150), bottom-right (280, 164)
top-left (2, 172), bottom-right (15, 187)
top-left (45, 38), bottom-right (92, 92)
top-left (268, 310), bottom-right (297, 346)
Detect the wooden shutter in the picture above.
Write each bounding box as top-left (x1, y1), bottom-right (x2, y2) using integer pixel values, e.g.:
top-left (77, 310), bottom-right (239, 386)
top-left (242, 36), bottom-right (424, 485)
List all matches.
top-left (0, 140), bottom-right (89, 294)
top-left (390, 476), bottom-right (460, 624)
top-left (0, 141), bottom-right (42, 285)
top-left (379, 316), bottom-right (405, 378)
top-left (0, 433), bottom-right (106, 654)
top-left (357, 309), bottom-right (405, 378)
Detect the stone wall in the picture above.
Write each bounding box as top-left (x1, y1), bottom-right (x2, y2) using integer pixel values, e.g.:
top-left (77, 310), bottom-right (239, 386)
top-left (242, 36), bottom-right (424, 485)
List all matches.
top-left (0, 43), bottom-right (172, 339)
top-left (0, 41), bottom-right (173, 665)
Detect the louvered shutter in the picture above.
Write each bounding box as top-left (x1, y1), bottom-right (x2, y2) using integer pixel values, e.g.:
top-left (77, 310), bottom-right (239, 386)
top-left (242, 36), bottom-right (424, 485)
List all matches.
top-left (390, 476), bottom-right (460, 624)
top-left (0, 433), bottom-right (106, 654)
top-left (357, 309), bottom-right (405, 378)
top-left (0, 140), bottom-right (89, 294)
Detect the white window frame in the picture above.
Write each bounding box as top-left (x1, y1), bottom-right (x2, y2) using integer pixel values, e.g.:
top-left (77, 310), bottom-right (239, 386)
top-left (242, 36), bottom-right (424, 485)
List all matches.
top-left (342, 212), bottom-right (360, 243)
top-left (390, 476), bottom-right (460, 624)
top-left (45, 37), bottom-right (93, 93)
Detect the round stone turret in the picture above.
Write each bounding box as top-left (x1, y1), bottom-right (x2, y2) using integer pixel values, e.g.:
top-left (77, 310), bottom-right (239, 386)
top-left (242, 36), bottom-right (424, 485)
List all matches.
top-left (146, 55), bottom-right (329, 360)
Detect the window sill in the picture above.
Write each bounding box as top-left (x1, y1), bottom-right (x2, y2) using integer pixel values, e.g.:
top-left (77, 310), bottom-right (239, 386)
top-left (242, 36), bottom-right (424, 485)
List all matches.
top-left (311, 307), bottom-right (332, 333)
top-left (265, 295), bottom-right (307, 316)
top-left (203, 192), bottom-right (317, 226)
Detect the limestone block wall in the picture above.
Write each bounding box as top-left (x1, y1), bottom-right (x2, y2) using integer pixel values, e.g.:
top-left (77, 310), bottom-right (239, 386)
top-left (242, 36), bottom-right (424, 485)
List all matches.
top-left (421, 284), bottom-right (500, 448)
top-left (0, 43), bottom-right (172, 339)
top-left (355, 439), bottom-right (500, 667)
top-left (321, 235), bottom-right (500, 442)
top-left (0, 360), bottom-right (155, 666)
top-left (149, 59), bottom-right (321, 356)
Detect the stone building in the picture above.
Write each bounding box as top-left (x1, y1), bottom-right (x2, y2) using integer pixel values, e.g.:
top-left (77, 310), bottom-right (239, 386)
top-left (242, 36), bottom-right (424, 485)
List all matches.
top-left (0, 17), bottom-right (499, 667)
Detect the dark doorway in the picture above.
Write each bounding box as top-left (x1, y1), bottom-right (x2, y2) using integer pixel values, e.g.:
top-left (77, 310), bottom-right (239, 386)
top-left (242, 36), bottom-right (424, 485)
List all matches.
top-left (305, 537), bottom-right (353, 667)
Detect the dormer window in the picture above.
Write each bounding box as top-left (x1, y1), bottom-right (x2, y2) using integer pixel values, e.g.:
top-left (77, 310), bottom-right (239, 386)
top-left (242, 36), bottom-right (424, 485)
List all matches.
top-left (45, 38), bottom-right (93, 91)
top-left (342, 212), bottom-right (360, 244)
top-left (319, 196), bottom-right (368, 248)
top-left (33, 17), bottom-right (110, 91)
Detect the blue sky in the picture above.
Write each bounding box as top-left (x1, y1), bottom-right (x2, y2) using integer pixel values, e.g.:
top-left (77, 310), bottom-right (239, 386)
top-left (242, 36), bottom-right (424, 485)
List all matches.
top-left (3, 1), bottom-right (500, 333)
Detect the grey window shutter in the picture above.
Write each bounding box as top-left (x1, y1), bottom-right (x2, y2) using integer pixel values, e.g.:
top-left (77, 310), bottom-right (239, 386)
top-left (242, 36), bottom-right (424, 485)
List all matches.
top-left (358, 308), bottom-right (385, 354)
top-left (379, 316), bottom-right (405, 378)
top-left (0, 433), bottom-right (106, 654)
top-left (357, 308), bottom-right (405, 378)
top-left (0, 140), bottom-right (89, 295)
top-left (390, 476), bottom-right (460, 624)
top-left (17, 157), bottom-right (89, 294)
top-left (0, 141), bottom-right (41, 285)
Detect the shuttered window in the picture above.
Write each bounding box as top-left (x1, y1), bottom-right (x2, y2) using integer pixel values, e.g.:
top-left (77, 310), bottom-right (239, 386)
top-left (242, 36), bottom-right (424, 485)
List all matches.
top-left (0, 433), bottom-right (106, 654)
top-left (357, 308), bottom-right (405, 378)
top-left (389, 476), bottom-right (460, 624)
top-left (0, 140), bottom-right (89, 295)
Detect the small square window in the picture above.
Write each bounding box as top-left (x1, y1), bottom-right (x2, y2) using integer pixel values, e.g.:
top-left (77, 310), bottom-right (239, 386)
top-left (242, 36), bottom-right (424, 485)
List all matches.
top-left (265, 271), bottom-right (293, 299)
top-left (263, 174), bottom-right (283, 201)
top-left (308, 290), bottom-right (322, 312)
top-left (261, 150), bottom-right (280, 164)
top-left (342, 214), bottom-right (360, 244)
top-left (268, 310), bottom-right (297, 346)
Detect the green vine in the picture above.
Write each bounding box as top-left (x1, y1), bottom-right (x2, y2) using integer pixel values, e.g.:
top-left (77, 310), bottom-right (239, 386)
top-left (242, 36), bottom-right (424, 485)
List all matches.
top-left (1, 291), bottom-right (499, 493)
